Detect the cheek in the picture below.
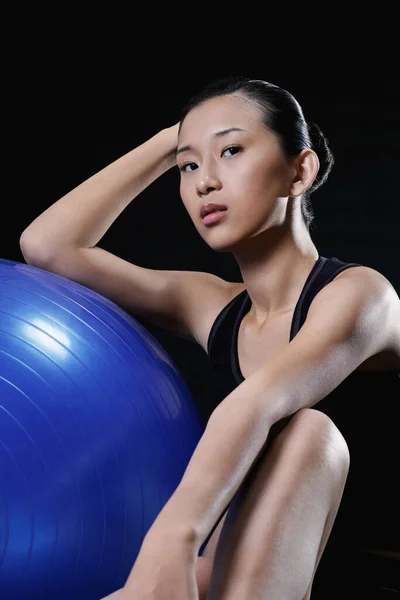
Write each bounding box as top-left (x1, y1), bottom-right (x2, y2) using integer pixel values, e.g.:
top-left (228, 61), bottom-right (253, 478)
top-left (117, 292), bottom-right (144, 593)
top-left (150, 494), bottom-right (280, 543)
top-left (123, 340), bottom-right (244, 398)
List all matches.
top-left (231, 163), bottom-right (290, 221)
top-left (234, 162), bottom-right (270, 196)
top-left (245, 157), bottom-right (291, 195)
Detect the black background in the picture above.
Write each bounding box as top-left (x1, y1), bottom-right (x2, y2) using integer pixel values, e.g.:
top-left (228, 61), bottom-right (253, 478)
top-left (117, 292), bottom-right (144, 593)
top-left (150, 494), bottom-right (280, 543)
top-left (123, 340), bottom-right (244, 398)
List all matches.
top-left (2, 13), bottom-right (399, 425)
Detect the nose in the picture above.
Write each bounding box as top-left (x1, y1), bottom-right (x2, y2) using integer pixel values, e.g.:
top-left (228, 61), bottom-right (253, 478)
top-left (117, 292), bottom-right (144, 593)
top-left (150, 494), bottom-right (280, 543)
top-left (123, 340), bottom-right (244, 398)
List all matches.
top-left (195, 165), bottom-right (222, 197)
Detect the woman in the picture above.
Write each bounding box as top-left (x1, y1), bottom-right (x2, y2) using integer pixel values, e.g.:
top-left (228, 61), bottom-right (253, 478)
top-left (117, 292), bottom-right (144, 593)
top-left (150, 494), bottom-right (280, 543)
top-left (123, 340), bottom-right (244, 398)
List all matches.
top-left (20, 76), bottom-right (400, 599)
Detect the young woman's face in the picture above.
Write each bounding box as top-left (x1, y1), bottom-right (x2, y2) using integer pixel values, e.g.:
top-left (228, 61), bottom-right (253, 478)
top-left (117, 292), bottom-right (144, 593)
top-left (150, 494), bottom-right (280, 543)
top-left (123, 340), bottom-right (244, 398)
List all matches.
top-left (176, 94), bottom-right (296, 251)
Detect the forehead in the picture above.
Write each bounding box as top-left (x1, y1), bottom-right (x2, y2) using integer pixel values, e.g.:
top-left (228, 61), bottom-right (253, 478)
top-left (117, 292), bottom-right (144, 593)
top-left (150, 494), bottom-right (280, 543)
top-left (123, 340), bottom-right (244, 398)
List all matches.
top-left (179, 94), bottom-right (263, 139)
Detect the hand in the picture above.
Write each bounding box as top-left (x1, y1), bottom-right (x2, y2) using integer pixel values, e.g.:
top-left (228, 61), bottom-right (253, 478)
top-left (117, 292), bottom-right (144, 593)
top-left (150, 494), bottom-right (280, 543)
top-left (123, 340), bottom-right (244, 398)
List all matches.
top-left (122, 533), bottom-right (199, 600)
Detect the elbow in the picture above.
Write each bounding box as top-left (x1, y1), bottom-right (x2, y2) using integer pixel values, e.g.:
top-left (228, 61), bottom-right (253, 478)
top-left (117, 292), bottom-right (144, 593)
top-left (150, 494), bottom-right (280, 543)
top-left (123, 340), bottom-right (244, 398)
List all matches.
top-left (19, 231), bottom-right (49, 267)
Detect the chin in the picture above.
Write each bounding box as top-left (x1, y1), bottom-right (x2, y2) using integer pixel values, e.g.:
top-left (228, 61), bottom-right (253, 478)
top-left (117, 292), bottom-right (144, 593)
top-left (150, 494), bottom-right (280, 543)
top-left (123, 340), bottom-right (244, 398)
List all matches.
top-left (203, 231), bottom-right (245, 254)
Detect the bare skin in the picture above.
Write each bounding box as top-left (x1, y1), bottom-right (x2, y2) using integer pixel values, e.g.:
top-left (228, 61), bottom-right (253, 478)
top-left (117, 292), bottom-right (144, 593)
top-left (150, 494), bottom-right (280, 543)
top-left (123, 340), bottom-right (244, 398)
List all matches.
top-left (101, 95), bottom-right (399, 599)
top-left (198, 409), bottom-right (349, 599)
top-left (101, 94), bottom-right (326, 598)
top-left (177, 94), bottom-right (321, 329)
top-left (103, 409), bottom-right (349, 600)
top-left (24, 92), bottom-right (399, 598)
top-left (101, 409), bottom-right (349, 600)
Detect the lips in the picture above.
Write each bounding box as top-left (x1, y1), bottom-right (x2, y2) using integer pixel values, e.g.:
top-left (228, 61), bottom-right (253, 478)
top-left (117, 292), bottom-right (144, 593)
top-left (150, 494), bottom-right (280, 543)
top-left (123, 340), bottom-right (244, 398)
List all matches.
top-left (200, 203), bottom-right (228, 219)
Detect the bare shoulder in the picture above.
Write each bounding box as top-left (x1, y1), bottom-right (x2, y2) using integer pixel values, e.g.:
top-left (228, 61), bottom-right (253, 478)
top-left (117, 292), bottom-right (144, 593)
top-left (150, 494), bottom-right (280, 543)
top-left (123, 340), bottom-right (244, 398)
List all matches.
top-left (323, 264), bottom-right (400, 361)
top-left (334, 265), bottom-right (399, 309)
top-left (335, 264), bottom-right (396, 286)
top-left (173, 271), bottom-right (245, 352)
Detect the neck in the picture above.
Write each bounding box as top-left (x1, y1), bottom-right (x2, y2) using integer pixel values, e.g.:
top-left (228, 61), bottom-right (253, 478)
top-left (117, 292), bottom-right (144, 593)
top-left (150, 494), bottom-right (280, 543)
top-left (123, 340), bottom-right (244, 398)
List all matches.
top-left (232, 202), bottom-right (319, 328)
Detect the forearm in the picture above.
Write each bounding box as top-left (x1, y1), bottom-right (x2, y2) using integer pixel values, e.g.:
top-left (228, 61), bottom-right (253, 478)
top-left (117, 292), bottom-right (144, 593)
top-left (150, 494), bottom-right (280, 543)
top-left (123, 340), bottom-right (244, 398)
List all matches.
top-left (20, 126), bottom-right (178, 261)
top-left (152, 369), bottom-right (283, 552)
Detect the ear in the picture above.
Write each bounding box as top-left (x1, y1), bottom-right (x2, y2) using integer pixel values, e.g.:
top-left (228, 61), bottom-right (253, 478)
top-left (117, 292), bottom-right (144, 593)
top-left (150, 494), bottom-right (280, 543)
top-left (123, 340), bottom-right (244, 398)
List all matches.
top-left (289, 149), bottom-right (319, 198)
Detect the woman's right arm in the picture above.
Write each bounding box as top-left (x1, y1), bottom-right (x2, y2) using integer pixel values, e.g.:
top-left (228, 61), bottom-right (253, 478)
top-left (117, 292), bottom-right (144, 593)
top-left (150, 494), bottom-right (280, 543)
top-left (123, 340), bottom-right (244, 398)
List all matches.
top-left (20, 124), bottom-right (179, 262)
top-left (19, 121), bottom-right (230, 343)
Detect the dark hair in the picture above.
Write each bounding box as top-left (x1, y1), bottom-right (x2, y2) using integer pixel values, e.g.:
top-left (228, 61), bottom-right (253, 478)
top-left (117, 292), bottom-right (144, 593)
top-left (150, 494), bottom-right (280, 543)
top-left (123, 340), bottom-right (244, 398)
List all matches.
top-left (179, 76), bottom-right (334, 232)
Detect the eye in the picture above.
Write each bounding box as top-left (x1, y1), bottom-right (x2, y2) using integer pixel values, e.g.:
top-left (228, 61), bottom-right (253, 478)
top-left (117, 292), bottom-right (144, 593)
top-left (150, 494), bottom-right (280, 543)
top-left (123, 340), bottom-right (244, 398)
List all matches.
top-left (179, 162), bottom-right (198, 173)
top-left (222, 145), bottom-right (242, 157)
top-left (179, 145), bottom-right (242, 173)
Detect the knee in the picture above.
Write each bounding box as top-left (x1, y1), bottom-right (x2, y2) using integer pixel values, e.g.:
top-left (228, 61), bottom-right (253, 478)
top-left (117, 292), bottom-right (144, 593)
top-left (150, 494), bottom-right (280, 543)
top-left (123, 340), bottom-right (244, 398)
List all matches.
top-left (285, 408), bottom-right (350, 478)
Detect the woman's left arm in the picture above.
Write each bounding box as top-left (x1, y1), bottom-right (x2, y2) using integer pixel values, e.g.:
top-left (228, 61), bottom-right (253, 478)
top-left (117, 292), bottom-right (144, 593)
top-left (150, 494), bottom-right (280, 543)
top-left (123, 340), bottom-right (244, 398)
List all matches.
top-left (143, 269), bottom-right (397, 554)
top-left (121, 269), bottom-right (397, 599)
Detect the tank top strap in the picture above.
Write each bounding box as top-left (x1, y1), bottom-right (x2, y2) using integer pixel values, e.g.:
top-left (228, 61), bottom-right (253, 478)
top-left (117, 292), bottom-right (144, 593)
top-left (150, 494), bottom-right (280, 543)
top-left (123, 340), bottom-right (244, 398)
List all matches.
top-left (290, 256), bottom-right (364, 341)
top-left (207, 289), bottom-right (247, 357)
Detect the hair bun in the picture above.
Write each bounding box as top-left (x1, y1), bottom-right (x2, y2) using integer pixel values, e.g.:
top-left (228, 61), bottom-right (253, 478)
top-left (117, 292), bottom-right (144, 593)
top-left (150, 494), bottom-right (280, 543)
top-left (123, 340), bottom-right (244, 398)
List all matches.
top-left (307, 122), bottom-right (335, 192)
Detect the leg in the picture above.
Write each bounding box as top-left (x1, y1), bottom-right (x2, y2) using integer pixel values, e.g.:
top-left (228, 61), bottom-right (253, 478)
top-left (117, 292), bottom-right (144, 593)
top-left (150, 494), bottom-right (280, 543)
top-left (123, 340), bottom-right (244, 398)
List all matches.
top-left (203, 408), bottom-right (350, 600)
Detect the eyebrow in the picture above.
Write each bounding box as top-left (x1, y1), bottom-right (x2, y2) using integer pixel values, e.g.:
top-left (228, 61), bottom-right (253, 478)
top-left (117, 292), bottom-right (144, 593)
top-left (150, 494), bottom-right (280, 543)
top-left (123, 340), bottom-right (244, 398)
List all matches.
top-left (176, 127), bottom-right (248, 156)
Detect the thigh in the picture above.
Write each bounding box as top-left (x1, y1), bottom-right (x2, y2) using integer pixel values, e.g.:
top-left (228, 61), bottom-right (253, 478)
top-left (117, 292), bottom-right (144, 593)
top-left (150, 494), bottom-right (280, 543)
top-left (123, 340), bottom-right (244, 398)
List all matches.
top-left (199, 408), bottom-right (346, 564)
top-left (199, 409), bottom-right (348, 599)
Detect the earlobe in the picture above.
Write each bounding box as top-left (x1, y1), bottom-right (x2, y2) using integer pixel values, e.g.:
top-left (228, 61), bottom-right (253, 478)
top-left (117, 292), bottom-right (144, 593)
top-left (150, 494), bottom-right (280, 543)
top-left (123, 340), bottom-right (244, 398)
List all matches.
top-left (289, 150), bottom-right (319, 198)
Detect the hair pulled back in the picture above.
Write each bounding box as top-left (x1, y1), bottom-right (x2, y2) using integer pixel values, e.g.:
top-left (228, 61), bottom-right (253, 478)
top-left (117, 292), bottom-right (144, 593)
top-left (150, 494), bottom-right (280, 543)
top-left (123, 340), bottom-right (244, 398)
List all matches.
top-left (180, 76), bottom-right (334, 231)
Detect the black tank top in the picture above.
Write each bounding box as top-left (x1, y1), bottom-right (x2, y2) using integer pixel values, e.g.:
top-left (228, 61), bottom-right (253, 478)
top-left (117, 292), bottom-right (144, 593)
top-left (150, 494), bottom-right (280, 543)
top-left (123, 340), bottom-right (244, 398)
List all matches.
top-left (206, 255), bottom-right (400, 553)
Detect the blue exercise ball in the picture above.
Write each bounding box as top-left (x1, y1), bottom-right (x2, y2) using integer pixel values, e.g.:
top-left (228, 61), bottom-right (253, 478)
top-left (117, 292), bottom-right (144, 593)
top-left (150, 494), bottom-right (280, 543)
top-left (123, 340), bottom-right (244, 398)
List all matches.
top-left (0, 258), bottom-right (205, 599)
